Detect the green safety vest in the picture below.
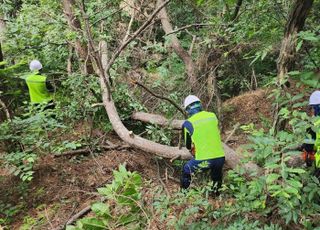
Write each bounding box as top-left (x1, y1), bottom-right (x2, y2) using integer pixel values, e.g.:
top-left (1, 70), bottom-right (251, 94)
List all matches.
top-left (314, 119), bottom-right (320, 168)
top-left (25, 73), bottom-right (52, 103)
top-left (185, 111), bottom-right (225, 160)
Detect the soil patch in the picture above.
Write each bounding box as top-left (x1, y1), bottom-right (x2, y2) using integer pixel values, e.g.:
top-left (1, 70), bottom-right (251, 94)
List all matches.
top-left (1, 138), bottom-right (179, 229)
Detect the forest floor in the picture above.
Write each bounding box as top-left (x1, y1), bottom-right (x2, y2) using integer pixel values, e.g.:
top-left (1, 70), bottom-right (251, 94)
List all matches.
top-left (0, 89), bottom-right (274, 229)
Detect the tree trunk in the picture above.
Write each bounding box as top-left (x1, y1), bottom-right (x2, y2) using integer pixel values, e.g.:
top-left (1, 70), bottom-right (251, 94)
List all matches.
top-left (277, 0), bottom-right (313, 83)
top-left (273, 0), bottom-right (313, 133)
top-left (157, 0), bottom-right (198, 92)
top-left (62, 0), bottom-right (93, 74)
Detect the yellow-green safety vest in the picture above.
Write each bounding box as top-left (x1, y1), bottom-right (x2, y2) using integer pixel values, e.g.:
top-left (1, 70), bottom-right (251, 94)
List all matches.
top-left (185, 111), bottom-right (225, 160)
top-left (25, 73), bottom-right (52, 103)
top-left (314, 119), bottom-right (320, 168)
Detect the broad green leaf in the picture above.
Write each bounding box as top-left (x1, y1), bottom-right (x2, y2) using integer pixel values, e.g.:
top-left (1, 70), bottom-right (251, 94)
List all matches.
top-left (91, 202), bottom-right (110, 217)
top-left (287, 179), bottom-right (302, 188)
top-left (78, 217), bottom-right (106, 230)
top-left (266, 173), bottom-right (280, 184)
top-left (286, 168), bottom-right (305, 174)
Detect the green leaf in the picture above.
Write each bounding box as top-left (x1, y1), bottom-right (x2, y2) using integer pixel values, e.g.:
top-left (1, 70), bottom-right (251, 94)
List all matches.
top-left (266, 173), bottom-right (280, 184)
top-left (65, 226), bottom-right (78, 230)
top-left (118, 214), bottom-right (137, 226)
top-left (286, 168), bottom-right (305, 174)
top-left (78, 217), bottom-right (106, 230)
top-left (296, 40), bottom-right (303, 52)
top-left (91, 202), bottom-right (110, 217)
top-left (287, 179), bottom-right (302, 188)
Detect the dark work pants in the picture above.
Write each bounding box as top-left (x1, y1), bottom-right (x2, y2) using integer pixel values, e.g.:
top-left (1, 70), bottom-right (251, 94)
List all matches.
top-left (180, 157), bottom-right (225, 193)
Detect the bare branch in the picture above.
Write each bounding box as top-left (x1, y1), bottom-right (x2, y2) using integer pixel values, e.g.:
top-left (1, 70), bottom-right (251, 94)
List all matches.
top-left (133, 80), bottom-right (187, 118)
top-left (122, 5), bottom-right (136, 44)
top-left (231, 0), bottom-right (243, 21)
top-left (165, 23), bottom-right (214, 36)
top-left (0, 98), bottom-right (11, 121)
top-left (105, 0), bottom-right (171, 74)
top-left (92, 7), bottom-right (125, 26)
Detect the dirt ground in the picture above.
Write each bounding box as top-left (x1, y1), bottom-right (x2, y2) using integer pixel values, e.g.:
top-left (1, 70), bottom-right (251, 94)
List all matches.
top-left (221, 89), bottom-right (273, 150)
top-left (0, 88), bottom-right (278, 229)
top-left (1, 140), bottom-right (181, 229)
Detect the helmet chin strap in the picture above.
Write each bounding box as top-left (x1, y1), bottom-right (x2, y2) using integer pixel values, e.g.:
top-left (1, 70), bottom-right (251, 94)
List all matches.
top-left (186, 103), bottom-right (203, 116)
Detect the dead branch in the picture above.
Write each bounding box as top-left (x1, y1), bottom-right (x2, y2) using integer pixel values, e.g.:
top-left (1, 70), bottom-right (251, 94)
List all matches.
top-left (54, 144), bottom-right (131, 158)
top-left (225, 123), bottom-right (240, 143)
top-left (65, 198), bottom-right (107, 227)
top-left (0, 98), bottom-right (11, 121)
top-left (188, 34), bottom-right (196, 56)
top-left (122, 5), bottom-right (136, 44)
top-left (155, 158), bottom-right (170, 197)
top-left (133, 81), bottom-right (187, 118)
top-left (54, 148), bottom-right (90, 158)
top-left (165, 23), bottom-right (214, 36)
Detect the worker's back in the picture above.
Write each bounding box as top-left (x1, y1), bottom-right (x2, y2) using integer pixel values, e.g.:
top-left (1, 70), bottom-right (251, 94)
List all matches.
top-left (187, 111), bottom-right (224, 160)
top-left (26, 73), bottom-right (52, 103)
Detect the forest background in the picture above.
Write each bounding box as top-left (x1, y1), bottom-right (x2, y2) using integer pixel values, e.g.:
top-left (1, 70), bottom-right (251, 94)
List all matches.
top-left (1, 0), bottom-right (320, 229)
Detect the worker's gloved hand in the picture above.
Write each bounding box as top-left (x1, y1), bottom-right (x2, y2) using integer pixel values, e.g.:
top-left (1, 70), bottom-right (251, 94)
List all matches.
top-left (191, 146), bottom-right (195, 156)
top-left (296, 145), bottom-right (304, 151)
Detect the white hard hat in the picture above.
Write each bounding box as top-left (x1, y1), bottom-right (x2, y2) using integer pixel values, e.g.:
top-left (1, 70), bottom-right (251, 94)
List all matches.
top-left (29, 60), bottom-right (43, 71)
top-left (309, 90), bottom-right (320, 105)
top-left (184, 95), bottom-right (200, 109)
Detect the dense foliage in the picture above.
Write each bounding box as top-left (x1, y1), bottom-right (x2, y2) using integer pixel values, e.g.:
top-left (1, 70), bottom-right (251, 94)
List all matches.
top-left (1, 0), bottom-right (320, 229)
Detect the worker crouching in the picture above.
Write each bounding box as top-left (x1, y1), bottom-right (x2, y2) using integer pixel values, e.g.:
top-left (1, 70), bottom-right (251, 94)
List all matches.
top-left (180, 95), bottom-right (225, 195)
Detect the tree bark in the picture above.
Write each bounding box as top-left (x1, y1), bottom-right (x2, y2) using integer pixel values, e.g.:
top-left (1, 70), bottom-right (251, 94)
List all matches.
top-left (277, 0), bottom-right (313, 83)
top-left (132, 112), bottom-right (183, 129)
top-left (62, 0), bottom-right (93, 74)
top-left (157, 0), bottom-right (198, 92)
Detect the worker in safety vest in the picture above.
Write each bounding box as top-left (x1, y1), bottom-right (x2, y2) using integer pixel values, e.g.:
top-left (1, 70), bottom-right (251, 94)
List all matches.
top-left (308, 91), bottom-right (320, 175)
top-left (26, 60), bottom-right (55, 109)
top-left (181, 95), bottom-right (225, 194)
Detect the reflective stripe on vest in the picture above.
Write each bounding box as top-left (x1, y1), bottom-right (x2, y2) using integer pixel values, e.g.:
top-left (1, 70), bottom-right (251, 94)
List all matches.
top-left (315, 119), bottom-right (320, 168)
top-left (26, 74), bottom-right (52, 103)
top-left (186, 111), bottom-right (224, 160)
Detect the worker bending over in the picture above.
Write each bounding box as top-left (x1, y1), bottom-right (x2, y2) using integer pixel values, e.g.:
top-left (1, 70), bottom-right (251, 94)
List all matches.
top-left (181, 95), bottom-right (225, 195)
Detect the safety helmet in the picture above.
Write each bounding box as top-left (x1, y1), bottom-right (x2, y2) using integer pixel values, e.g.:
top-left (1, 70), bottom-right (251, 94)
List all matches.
top-left (29, 60), bottom-right (43, 71)
top-left (309, 90), bottom-right (320, 105)
top-left (184, 95), bottom-right (201, 109)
